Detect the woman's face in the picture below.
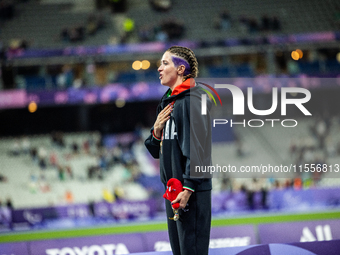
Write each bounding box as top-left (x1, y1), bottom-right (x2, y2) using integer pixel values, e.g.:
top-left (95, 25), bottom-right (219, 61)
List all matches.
top-left (158, 51), bottom-right (181, 89)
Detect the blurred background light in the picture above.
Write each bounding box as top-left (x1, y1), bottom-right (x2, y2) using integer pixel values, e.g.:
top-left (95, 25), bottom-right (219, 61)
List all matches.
top-left (115, 98), bottom-right (125, 108)
top-left (28, 101), bottom-right (37, 113)
top-left (141, 60), bottom-right (150, 70)
top-left (132, 60), bottom-right (142, 70)
top-left (291, 50), bottom-right (300, 61)
top-left (296, 49), bottom-right (303, 59)
top-left (336, 52), bottom-right (340, 63)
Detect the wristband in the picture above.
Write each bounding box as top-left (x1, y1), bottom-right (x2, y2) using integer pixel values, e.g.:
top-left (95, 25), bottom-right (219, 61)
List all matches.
top-left (183, 186), bottom-right (195, 192)
top-left (152, 130), bottom-right (161, 141)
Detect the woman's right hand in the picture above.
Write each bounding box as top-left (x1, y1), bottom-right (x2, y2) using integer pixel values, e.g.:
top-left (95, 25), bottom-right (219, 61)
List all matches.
top-left (153, 104), bottom-right (173, 138)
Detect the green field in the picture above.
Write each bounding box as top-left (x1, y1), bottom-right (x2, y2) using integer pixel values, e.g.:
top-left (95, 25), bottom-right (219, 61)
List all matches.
top-left (1, 210), bottom-right (340, 244)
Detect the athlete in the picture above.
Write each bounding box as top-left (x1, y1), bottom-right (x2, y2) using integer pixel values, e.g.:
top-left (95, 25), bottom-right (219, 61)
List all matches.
top-left (145, 46), bottom-right (212, 255)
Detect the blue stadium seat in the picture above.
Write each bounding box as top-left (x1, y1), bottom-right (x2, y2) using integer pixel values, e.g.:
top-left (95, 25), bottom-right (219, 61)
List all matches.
top-left (298, 61), bottom-right (320, 75)
top-left (235, 64), bottom-right (254, 77)
top-left (325, 60), bottom-right (340, 74)
top-left (142, 70), bottom-right (158, 82)
top-left (116, 71), bottom-right (138, 83)
top-left (24, 76), bottom-right (47, 91)
top-left (208, 66), bottom-right (230, 77)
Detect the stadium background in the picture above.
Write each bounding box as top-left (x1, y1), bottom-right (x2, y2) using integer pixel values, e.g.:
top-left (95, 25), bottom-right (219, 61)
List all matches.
top-left (1, 0), bottom-right (340, 254)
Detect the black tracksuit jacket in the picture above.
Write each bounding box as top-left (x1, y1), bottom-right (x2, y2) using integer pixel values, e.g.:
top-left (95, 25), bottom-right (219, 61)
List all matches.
top-left (145, 84), bottom-right (212, 192)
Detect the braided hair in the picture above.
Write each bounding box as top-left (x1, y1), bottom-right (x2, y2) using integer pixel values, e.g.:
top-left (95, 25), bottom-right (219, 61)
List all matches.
top-left (167, 46), bottom-right (199, 81)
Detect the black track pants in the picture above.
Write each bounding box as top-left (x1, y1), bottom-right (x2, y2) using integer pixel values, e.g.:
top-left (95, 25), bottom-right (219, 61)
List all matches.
top-left (165, 190), bottom-right (211, 255)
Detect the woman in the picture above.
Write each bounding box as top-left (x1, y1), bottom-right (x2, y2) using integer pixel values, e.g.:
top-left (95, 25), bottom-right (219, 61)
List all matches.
top-left (145, 46), bottom-right (212, 255)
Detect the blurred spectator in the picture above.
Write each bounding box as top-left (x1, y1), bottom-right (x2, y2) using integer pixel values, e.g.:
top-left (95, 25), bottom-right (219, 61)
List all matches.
top-left (28, 172), bottom-right (38, 193)
top-left (30, 147), bottom-right (38, 163)
top-left (0, 38), bottom-right (6, 64)
top-left (109, 0), bottom-right (127, 13)
top-left (220, 177), bottom-right (231, 191)
top-left (112, 145), bottom-right (123, 163)
top-left (294, 177), bottom-right (303, 190)
top-left (21, 136), bottom-right (30, 154)
top-left (73, 77), bottom-right (84, 89)
top-left (154, 25), bottom-right (168, 42)
top-left (83, 140), bottom-right (90, 154)
top-left (65, 166), bottom-right (74, 179)
top-left (139, 18), bottom-right (185, 43)
top-left (325, 136), bottom-right (337, 157)
top-left (0, 173), bottom-right (7, 182)
top-left (238, 14), bottom-right (281, 34)
top-left (58, 166), bottom-right (65, 181)
top-left (88, 200), bottom-right (95, 216)
top-left (7, 39), bottom-right (29, 57)
top-left (310, 116), bottom-right (330, 149)
top-left (261, 187), bottom-right (268, 209)
top-left (0, 0), bottom-right (15, 23)
top-left (86, 14), bottom-right (99, 36)
top-left (120, 17), bottom-right (135, 43)
top-left (57, 65), bottom-right (74, 88)
top-left (287, 59), bottom-right (300, 75)
top-left (39, 157), bottom-right (47, 170)
top-left (149, 0), bottom-right (172, 12)
top-left (8, 139), bottom-right (20, 156)
top-left (38, 174), bottom-right (50, 193)
top-left (238, 16), bottom-right (249, 34)
top-left (0, 198), bottom-right (12, 226)
top-left (49, 151), bottom-right (58, 167)
top-left (88, 166), bottom-right (95, 179)
top-left (60, 26), bottom-right (85, 43)
top-left (289, 139), bottom-right (298, 156)
top-left (138, 24), bottom-right (154, 42)
top-left (235, 138), bottom-right (246, 158)
top-left (103, 188), bottom-right (115, 203)
top-left (60, 12), bottom-right (106, 44)
top-left (6, 198), bottom-right (13, 210)
top-left (88, 165), bottom-right (103, 180)
top-left (261, 14), bottom-right (270, 31)
top-left (272, 16), bottom-right (281, 31)
top-left (38, 147), bottom-right (48, 169)
top-left (70, 26), bottom-right (85, 42)
top-left (71, 142), bottom-right (79, 154)
top-left (160, 18), bottom-right (185, 41)
top-left (98, 153), bottom-right (108, 170)
top-left (86, 13), bottom-right (106, 36)
top-left (52, 131), bottom-right (65, 148)
top-left (214, 9), bottom-right (231, 31)
top-left (113, 186), bottom-right (125, 201)
top-left (60, 28), bottom-right (69, 42)
top-left (260, 14), bottom-right (281, 32)
top-left (248, 18), bottom-right (260, 33)
top-left (65, 190), bottom-right (74, 204)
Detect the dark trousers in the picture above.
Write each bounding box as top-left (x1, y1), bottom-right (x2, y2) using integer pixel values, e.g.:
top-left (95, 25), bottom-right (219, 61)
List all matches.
top-left (165, 190), bottom-right (211, 255)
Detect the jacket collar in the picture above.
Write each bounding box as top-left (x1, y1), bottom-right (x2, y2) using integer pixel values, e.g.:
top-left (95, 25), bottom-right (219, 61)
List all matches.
top-left (170, 78), bottom-right (195, 96)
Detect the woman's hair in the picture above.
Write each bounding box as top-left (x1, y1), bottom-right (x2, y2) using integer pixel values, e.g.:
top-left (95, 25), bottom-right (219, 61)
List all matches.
top-left (167, 46), bottom-right (198, 80)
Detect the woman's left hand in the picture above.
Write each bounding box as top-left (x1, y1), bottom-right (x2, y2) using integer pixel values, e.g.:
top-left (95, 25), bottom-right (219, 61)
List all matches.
top-left (171, 190), bottom-right (192, 209)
